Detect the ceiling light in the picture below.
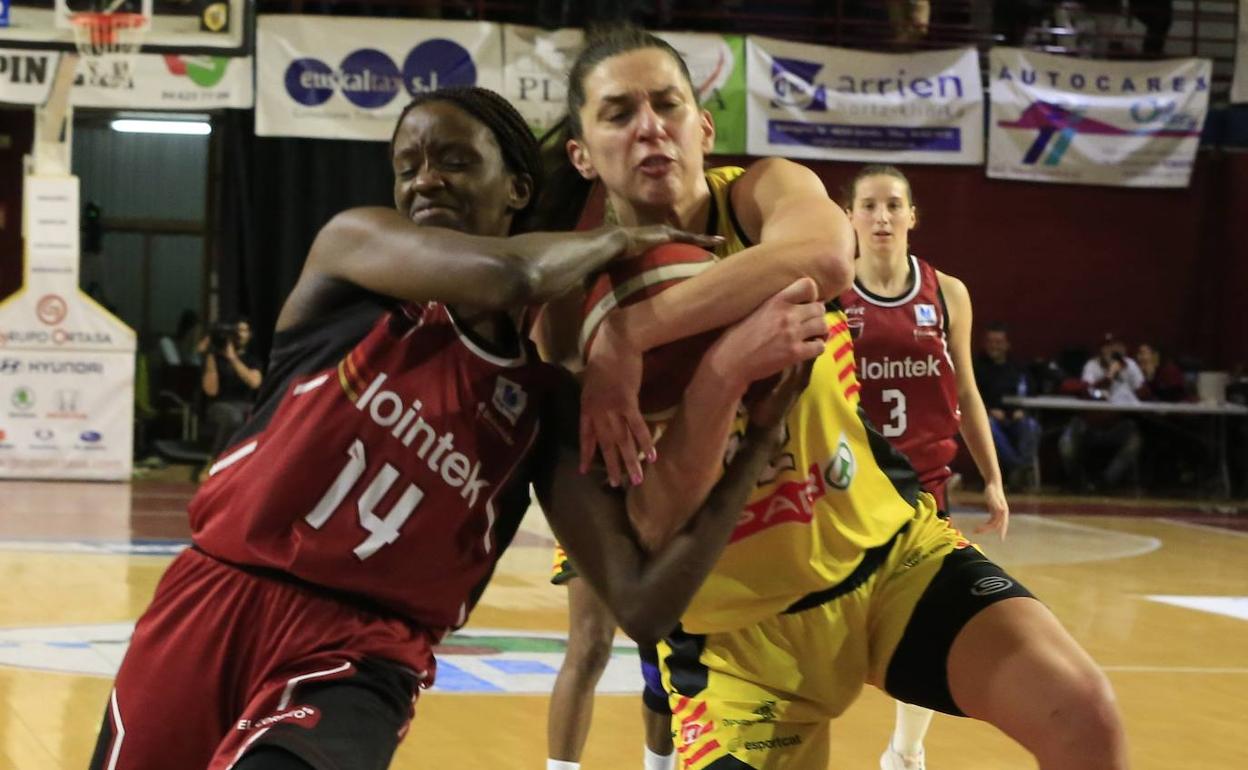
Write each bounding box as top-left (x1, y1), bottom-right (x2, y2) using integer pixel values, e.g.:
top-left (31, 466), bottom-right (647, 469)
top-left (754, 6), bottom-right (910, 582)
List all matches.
top-left (109, 119), bottom-right (211, 135)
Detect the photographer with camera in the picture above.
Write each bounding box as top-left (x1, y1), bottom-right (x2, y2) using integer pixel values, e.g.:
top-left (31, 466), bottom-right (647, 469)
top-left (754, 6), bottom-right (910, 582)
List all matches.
top-left (1059, 332), bottom-right (1144, 493)
top-left (196, 318), bottom-right (263, 480)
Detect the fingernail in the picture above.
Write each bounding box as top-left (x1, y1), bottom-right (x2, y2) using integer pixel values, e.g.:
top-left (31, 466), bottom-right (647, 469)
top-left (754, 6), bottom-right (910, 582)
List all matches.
top-left (631, 473), bottom-right (642, 486)
top-left (647, 448), bottom-right (658, 462)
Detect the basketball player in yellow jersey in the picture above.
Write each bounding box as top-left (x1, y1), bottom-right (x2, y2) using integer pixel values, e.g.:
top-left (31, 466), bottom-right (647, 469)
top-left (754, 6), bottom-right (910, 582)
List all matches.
top-left (546, 25), bottom-right (1128, 770)
top-left (538, 166), bottom-right (769, 770)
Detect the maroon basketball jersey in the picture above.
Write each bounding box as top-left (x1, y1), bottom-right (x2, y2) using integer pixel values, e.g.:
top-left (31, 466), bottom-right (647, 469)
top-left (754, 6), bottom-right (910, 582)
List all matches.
top-left (189, 300), bottom-right (557, 635)
top-left (839, 256), bottom-right (960, 478)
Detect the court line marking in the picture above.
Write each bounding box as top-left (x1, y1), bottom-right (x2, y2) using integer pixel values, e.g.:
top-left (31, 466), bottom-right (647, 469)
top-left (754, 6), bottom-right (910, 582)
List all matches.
top-left (960, 513), bottom-right (1163, 563)
top-left (1158, 518), bottom-right (1248, 537)
top-left (1102, 666), bottom-right (1248, 674)
top-left (0, 539), bottom-right (187, 556)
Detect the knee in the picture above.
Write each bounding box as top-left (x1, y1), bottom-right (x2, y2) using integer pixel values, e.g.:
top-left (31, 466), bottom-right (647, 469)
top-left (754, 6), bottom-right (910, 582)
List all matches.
top-left (1071, 668), bottom-right (1122, 736)
top-left (1047, 667), bottom-right (1126, 765)
top-left (564, 623), bottom-right (615, 677)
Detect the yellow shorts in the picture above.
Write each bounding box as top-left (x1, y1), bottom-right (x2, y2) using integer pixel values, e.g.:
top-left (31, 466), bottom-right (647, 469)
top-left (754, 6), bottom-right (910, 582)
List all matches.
top-left (658, 501), bottom-right (1028, 769)
top-left (550, 542), bottom-right (577, 585)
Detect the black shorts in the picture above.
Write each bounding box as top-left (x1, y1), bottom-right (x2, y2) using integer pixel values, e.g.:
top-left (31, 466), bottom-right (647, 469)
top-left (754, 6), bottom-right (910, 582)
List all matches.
top-left (884, 545), bottom-right (1035, 715)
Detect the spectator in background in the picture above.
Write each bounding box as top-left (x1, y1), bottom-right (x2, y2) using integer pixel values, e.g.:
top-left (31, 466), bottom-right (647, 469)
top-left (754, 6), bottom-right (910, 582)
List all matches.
top-left (1135, 342), bottom-right (1187, 402)
top-left (537, 0), bottom-right (666, 31)
top-left (175, 309), bottom-right (204, 366)
top-left (160, 309), bottom-right (203, 367)
top-left (842, 0), bottom-right (930, 47)
top-left (1059, 333), bottom-right (1143, 492)
top-left (974, 322), bottom-right (1042, 491)
top-left (888, 0), bottom-right (932, 45)
top-left (1083, 333), bottom-right (1145, 404)
top-left (992, 0), bottom-right (1048, 45)
top-left (1228, 363), bottom-right (1248, 497)
top-left (1131, 0), bottom-right (1172, 56)
top-left (198, 318), bottom-right (263, 473)
top-left (1134, 341), bottom-right (1199, 492)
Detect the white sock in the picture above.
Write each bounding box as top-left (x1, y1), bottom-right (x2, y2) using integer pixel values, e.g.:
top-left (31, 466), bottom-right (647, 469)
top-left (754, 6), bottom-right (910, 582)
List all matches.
top-left (643, 744), bottom-right (676, 770)
top-left (547, 761), bottom-right (580, 770)
top-left (891, 700), bottom-right (934, 757)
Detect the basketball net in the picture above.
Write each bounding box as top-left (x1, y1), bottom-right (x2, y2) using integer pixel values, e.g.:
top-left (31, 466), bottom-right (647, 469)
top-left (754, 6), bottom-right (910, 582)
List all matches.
top-left (29, 8), bottom-right (149, 176)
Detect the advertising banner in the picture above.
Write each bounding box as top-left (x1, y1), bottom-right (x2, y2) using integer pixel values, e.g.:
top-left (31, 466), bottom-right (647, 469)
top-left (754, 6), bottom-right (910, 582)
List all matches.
top-left (0, 176), bottom-right (135, 481)
top-left (256, 15), bottom-right (503, 140)
top-left (988, 47), bottom-right (1210, 188)
top-left (656, 31), bottom-right (746, 155)
top-left (502, 24), bottom-right (582, 136)
top-left (746, 36), bottom-right (983, 164)
top-left (0, 49), bottom-right (252, 109)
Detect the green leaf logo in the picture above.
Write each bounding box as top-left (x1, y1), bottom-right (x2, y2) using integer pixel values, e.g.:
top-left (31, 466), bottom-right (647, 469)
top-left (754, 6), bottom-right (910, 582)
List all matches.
top-left (11, 387), bottom-right (34, 411)
top-left (164, 55), bottom-right (229, 88)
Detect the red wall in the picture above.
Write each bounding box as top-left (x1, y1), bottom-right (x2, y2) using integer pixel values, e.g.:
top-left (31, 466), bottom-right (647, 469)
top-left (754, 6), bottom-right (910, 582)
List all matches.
top-left (1218, 152), bottom-right (1248, 371)
top-left (715, 151), bottom-right (1247, 369)
top-left (0, 110), bottom-right (33, 304)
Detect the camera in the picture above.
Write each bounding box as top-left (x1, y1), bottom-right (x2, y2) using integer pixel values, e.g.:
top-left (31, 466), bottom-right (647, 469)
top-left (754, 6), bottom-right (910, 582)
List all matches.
top-left (1111, 351), bottom-right (1126, 364)
top-left (209, 322), bottom-right (237, 353)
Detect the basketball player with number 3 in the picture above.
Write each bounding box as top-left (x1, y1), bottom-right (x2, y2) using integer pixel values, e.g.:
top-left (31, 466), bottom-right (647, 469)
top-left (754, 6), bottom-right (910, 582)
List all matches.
top-left (838, 165), bottom-right (1009, 770)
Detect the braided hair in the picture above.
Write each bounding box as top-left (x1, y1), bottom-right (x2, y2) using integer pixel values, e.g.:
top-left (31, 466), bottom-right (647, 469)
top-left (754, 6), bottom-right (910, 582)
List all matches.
top-left (390, 86), bottom-right (544, 232)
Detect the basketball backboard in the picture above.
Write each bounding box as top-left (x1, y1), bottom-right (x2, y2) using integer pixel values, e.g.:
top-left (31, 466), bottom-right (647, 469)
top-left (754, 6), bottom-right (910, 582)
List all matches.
top-left (0, 0), bottom-right (252, 56)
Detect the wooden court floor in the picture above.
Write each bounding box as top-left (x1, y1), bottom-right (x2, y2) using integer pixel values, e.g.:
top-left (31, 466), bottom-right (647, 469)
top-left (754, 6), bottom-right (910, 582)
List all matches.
top-left (1, 478), bottom-right (1245, 769)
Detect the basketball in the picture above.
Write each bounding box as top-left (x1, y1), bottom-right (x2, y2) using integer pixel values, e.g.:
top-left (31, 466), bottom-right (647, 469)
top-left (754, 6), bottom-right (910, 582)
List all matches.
top-left (581, 242), bottom-right (719, 421)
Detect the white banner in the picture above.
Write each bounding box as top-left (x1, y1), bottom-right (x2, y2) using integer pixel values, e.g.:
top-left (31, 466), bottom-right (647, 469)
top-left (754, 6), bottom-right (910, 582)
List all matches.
top-left (0, 349), bottom-right (135, 481)
top-left (1232, 0), bottom-right (1248, 104)
top-left (0, 177), bottom-right (135, 481)
top-left (503, 27), bottom-right (748, 153)
top-left (746, 37), bottom-right (983, 164)
top-left (503, 25), bottom-right (582, 136)
top-left (988, 48), bottom-right (1211, 188)
top-left (256, 15), bottom-right (504, 140)
top-left (0, 50), bottom-right (253, 109)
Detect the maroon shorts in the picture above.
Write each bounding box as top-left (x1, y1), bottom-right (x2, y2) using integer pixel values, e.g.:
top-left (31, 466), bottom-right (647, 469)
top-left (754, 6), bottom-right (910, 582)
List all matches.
top-left (89, 547), bottom-right (438, 770)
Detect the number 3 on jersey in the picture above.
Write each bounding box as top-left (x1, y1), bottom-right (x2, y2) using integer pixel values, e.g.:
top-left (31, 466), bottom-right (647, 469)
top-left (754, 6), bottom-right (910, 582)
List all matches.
top-left (881, 388), bottom-right (907, 437)
top-left (305, 439), bottom-right (424, 560)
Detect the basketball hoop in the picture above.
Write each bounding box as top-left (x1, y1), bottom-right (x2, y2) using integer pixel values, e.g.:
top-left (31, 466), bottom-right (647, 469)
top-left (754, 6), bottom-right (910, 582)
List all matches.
top-left (68, 11), bottom-right (149, 61)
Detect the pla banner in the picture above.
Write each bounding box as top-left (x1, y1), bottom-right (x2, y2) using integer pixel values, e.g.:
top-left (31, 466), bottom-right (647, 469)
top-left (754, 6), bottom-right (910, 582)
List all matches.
top-left (256, 15), bottom-right (503, 140)
top-left (502, 27), bottom-right (746, 153)
top-left (0, 176), bottom-right (135, 481)
top-left (502, 24), bottom-right (582, 136)
top-left (1232, 0), bottom-right (1248, 104)
top-left (656, 31), bottom-right (746, 155)
top-left (746, 37), bottom-right (983, 164)
top-left (988, 48), bottom-right (1210, 188)
top-left (0, 49), bottom-right (253, 108)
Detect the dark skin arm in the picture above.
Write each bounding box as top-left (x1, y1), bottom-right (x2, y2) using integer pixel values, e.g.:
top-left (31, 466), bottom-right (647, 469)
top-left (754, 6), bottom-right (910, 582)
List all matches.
top-left (275, 207), bottom-right (722, 333)
top-left (534, 370), bottom-right (797, 646)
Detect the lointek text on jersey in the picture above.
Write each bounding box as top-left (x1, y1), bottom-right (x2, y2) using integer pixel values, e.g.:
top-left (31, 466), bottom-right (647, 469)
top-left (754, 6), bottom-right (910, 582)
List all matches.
top-left (355, 372), bottom-right (490, 507)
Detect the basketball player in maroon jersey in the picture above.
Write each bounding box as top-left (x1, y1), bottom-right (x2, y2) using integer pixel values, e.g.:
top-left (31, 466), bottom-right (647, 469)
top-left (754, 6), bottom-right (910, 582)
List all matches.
top-left (87, 87), bottom-right (827, 770)
top-left (838, 165), bottom-right (1009, 770)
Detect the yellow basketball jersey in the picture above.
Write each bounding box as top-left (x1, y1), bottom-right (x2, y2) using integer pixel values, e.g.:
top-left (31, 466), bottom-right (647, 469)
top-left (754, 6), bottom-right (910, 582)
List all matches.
top-left (703, 166), bottom-right (751, 258)
top-left (603, 166), bottom-right (750, 255)
top-left (680, 172), bottom-right (926, 636)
